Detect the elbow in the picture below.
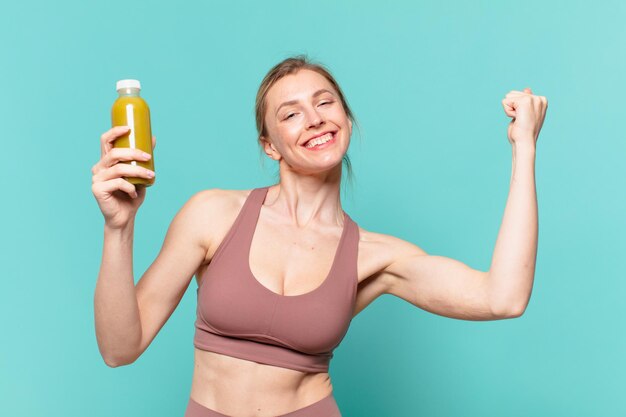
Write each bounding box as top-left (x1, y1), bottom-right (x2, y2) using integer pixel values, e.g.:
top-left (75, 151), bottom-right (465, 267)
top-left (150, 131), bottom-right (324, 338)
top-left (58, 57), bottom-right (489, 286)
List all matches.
top-left (504, 303), bottom-right (527, 319)
top-left (489, 300), bottom-right (528, 319)
top-left (103, 357), bottom-right (122, 368)
top-left (486, 281), bottom-right (532, 319)
top-left (96, 334), bottom-right (142, 368)
top-left (101, 351), bottom-right (139, 368)
top-left (103, 355), bottom-right (136, 368)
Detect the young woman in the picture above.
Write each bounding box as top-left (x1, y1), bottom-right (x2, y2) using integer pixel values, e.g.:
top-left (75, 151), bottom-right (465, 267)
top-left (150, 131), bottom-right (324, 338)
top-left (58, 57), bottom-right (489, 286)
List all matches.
top-left (92, 57), bottom-right (547, 417)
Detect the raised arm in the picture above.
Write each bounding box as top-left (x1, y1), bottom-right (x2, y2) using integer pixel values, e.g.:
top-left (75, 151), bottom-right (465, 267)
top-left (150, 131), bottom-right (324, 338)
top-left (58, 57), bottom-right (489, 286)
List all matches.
top-left (93, 191), bottom-right (212, 366)
top-left (374, 88), bottom-right (548, 320)
top-left (91, 127), bottom-right (216, 366)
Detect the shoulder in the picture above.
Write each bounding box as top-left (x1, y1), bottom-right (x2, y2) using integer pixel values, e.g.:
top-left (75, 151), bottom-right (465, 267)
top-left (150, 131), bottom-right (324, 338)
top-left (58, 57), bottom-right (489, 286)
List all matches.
top-left (350, 226), bottom-right (429, 315)
top-left (178, 187), bottom-right (255, 258)
top-left (355, 225), bottom-right (428, 281)
top-left (357, 226), bottom-right (427, 258)
top-left (184, 187), bottom-right (250, 213)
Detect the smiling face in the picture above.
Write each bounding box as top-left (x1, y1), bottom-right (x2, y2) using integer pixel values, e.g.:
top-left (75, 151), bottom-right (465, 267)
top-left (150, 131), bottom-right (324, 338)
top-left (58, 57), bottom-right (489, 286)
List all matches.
top-left (260, 69), bottom-right (352, 175)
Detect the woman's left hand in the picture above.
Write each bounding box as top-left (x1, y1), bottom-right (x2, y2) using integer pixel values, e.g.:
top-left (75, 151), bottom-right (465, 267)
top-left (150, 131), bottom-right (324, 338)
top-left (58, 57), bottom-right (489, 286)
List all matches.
top-left (501, 88), bottom-right (548, 147)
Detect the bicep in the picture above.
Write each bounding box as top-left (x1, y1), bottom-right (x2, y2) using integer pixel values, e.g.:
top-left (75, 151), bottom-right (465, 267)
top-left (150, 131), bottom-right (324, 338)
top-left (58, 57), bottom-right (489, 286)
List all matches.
top-left (381, 237), bottom-right (492, 320)
top-left (134, 190), bottom-right (216, 354)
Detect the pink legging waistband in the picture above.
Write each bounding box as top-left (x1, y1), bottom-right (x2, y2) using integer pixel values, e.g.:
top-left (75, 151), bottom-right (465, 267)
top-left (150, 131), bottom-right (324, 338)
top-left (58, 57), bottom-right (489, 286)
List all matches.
top-left (184, 392), bottom-right (342, 417)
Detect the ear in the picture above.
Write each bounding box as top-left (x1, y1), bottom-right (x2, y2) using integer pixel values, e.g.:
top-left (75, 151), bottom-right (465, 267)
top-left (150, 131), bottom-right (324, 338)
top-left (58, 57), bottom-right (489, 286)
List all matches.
top-left (260, 136), bottom-right (282, 161)
top-left (348, 118), bottom-right (352, 135)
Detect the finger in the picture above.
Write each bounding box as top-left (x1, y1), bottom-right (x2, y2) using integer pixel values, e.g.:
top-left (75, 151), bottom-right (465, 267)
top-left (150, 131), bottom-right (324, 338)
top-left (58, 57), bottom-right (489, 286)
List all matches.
top-left (135, 185), bottom-right (147, 200)
top-left (501, 100), bottom-right (516, 117)
top-left (523, 87), bottom-right (533, 94)
top-left (94, 163), bottom-right (155, 184)
top-left (92, 148), bottom-right (151, 175)
top-left (100, 126), bottom-right (131, 157)
top-left (502, 98), bottom-right (517, 109)
top-left (102, 147), bottom-right (152, 169)
top-left (502, 107), bottom-right (516, 118)
top-left (92, 177), bottom-right (138, 199)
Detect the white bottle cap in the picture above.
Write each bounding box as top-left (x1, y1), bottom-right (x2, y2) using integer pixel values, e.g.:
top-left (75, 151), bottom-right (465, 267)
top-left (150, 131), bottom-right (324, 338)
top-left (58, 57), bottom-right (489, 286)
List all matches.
top-left (116, 79), bottom-right (141, 91)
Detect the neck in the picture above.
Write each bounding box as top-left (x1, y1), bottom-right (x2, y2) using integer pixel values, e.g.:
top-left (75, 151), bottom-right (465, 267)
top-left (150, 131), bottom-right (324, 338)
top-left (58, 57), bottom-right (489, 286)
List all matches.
top-left (266, 163), bottom-right (344, 228)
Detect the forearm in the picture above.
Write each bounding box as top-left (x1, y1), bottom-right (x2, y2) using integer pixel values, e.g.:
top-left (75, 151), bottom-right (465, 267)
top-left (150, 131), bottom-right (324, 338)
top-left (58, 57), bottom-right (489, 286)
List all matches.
top-left (94, 222), bottom-right (142, 366)
top-left (487, 142), bottom-right (538, 316)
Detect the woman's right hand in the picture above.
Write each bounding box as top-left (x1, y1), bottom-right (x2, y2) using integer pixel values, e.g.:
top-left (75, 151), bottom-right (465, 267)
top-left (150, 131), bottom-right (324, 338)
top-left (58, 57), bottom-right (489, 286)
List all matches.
top-left (91, 126), bottom-right (156, 229)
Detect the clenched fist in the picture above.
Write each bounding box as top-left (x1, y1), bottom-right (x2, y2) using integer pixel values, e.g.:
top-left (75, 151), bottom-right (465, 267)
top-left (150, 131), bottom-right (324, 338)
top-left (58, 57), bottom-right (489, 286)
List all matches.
top-left (502, 88), bottom-right (548, 147)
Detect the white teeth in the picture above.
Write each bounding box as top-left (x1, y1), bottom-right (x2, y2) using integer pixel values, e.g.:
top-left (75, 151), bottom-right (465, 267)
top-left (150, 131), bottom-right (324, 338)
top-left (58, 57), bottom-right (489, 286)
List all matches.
top-left (305, 133), bottom-right (333, 148)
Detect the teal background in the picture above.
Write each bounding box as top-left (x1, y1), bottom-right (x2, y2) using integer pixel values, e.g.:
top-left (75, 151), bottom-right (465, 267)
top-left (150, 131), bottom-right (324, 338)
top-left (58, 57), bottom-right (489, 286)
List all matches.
top-left (1, 0), bottom-right (624, 416)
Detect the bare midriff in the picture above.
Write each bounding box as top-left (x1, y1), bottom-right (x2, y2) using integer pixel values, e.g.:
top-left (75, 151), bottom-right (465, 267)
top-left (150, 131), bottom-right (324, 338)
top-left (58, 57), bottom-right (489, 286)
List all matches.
top-left (190, 348), bottom-right (333, 416)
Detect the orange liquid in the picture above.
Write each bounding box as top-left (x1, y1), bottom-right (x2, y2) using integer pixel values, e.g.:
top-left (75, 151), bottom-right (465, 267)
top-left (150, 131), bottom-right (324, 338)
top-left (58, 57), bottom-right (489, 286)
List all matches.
top-left (111, 95), bottom-right (155, 186)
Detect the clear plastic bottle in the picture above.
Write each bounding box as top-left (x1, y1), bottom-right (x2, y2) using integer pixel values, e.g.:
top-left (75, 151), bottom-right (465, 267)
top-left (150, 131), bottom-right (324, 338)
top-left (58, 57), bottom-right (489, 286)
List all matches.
top-left (111, 79), bottom-right (155, 187)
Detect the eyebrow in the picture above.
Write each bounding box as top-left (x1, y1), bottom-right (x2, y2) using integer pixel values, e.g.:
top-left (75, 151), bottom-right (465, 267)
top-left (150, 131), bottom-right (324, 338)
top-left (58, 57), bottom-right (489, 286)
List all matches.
top-left (275, 89), bottom-right (335, 116)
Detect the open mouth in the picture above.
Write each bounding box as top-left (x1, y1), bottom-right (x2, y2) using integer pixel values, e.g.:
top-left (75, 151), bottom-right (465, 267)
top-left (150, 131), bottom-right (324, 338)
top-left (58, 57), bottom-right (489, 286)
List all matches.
top-left (301, 132), bottom-right (336, 150)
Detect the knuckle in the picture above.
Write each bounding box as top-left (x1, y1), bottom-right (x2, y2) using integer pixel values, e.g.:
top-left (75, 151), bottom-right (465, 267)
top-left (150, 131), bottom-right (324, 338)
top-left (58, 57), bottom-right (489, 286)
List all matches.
top-left (102, 164), bottom-right (116, 177)
top-left (103, 149), bottom-right (116, 163)
top-left (112, 162), bottom-right (126, 174)
top-left (91, 169), bottom-right (102, 183)
top-left (109, 148), bottom-right (127, 162)
top-left (116, 147), bottom-right (133, 159)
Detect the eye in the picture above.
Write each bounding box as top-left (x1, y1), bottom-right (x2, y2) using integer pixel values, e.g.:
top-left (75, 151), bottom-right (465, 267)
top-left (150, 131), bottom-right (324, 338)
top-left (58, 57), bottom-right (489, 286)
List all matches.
top-left (318, 100), bottom-right (334, 107)
top-left (284, 112), bottom-right (296, 120)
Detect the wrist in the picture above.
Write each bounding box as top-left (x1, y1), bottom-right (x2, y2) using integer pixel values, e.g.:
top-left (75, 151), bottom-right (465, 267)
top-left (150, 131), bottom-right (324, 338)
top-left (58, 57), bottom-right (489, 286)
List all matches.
top-left (513, 141), bottom-right (537, 157)
top-left (104, 219), bottom-right (135, 238)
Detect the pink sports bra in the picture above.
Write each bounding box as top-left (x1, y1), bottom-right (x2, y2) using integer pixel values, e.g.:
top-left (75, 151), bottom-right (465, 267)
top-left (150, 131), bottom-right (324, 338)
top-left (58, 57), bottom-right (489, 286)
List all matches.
top-left (193, 186), bottom-right (359, 373)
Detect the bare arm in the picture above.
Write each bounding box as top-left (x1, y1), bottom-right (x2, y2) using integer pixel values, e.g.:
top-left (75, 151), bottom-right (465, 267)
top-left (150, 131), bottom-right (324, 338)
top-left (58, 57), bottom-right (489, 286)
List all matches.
top-left (91, 127), bottom-right (223, 366)
top-left (373, 88), bottom-right (547, 320)
top-left (486, 142), bottom-right (537, 316)
top-left (94, 191), bottom-right (212, 366)
top-left (94, 221), bottom-right (142, 366)
top-left (379, 143), bottom-right (537, 319)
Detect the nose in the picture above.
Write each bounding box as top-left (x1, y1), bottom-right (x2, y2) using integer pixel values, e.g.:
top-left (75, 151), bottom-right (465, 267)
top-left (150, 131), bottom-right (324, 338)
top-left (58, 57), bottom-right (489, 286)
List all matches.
top-left (305, 108), bottom-right (324, 129)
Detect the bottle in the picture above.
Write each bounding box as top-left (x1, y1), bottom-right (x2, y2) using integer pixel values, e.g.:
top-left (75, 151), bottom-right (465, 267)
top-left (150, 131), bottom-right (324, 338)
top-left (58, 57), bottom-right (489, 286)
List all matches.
top-left (111, 79), bottom-right (155, 187)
